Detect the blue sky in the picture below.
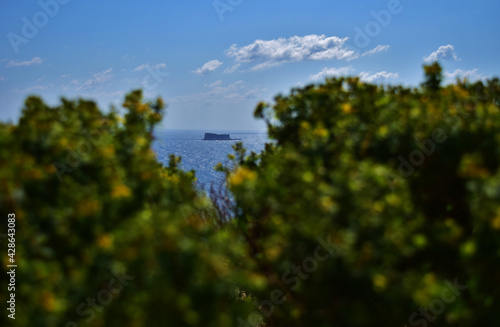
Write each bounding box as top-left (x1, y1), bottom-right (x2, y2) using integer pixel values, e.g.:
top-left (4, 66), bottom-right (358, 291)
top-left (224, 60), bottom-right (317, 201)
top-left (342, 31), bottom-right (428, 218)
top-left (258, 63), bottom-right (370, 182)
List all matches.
top-left (1, 0), bottom-right (499, 131)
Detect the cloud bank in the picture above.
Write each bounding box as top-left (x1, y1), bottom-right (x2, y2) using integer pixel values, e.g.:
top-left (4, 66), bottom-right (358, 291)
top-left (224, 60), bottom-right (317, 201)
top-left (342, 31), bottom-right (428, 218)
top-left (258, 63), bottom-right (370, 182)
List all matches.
top-left (424, 45), bottom-right (460, 63)
top-left (225, 35), bottom-right (389, 71)
top-left (6, 57), bottom-right (43, 67)
top-left (78, 68), bottom-right (113, 91)
top-left (193, 60), bottom-right (223, 74)
top-left (444, 68), bottom-right (486, 81)
top-left (310, 66), bottom-right (399, 83)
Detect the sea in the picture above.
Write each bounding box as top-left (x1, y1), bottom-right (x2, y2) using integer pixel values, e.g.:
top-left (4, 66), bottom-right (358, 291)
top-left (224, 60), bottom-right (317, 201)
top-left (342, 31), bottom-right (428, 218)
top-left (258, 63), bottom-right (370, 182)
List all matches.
top-left (152, 130), bottom-right (269, 191)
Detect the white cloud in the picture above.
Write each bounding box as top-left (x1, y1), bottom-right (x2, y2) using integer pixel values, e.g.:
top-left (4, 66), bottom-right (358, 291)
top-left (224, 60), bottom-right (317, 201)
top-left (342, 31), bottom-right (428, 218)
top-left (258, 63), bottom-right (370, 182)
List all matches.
top-left (310, 66), bottom-right (399, 83)
top-left (123, 78), bottom-right (140, 84)
top-left (6, 57), bottom-right (43, 67)
top-left (61, 79), bottom-right (80, 91)
top-left (226, 34), bottom-right (360, 70)
top-left (192, 60), bottom-right (223, 74)
top-left (207, 80), bottom-right (223, 88)
top-left (223, 63), bottom-right (241, 73)
top-left (24, 85), bottom-right (52, 92)
top-left (134, 63), bottom-right (166, 72)
top-left (444, 68), bottom-right (486, 81)
top-left (359, 71), bottom-right (399, 83)
top-left (36, 75), bottom-right (47, 83)
top-left (362, 45), bottom-right (390, 57)
top-left (309, 47), bottom-right (357, 61)
top-left (87, 90), bottom-right (126, 99)
top-left (251, 61), bottom-right (283, 71)
top-left (244, 90), bottom-right (258, 99)
top-left (171, 80), bottom-right (262, 105)
top-left (12, 84), bottom-right (55, 93)
top-left (0, 76), bottom-right (5, 82)
top-left (310, 66), bottom-right (355, 80)
top-left (424, 45), bottom-right (460, 63)
top-left (77, 68), bottom-right (113, 91)
top-left (59, 74), bottom-right (71, 80)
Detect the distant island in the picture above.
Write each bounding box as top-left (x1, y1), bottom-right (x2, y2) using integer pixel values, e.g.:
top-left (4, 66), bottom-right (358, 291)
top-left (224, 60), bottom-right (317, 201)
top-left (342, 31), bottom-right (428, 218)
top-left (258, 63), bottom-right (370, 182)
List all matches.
top-left (202, 133), bottom-right (241, 141)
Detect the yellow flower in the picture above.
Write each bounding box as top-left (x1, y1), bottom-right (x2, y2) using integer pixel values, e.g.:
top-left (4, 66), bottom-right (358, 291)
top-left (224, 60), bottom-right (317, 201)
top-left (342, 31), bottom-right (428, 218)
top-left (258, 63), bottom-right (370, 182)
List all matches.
top-left (97, 234), bottom-right (113, 249)
top-left (491, 210), bottom-right (500, 230)
top-left (461, 240), bottom-right (476, 256)
top-left (41, 292), bottom-right (57, 312)
top-left (385, 193), bottom-right (400, 206)
top-left (302, 171), bottom-right (314, 182)
top-left (228, 167), bottom-right (257, 186)
top-left (373, 201), bottom-right (384, 213)
top-left (300, 121), bottom-right (311, 130)
top-left (76, 199), bottom-right (101, 216)
top-left (341, 103), bottom-right (352, 113)
top-left (46, 164), bottom-right (56, 174)
top-left (23, 168), bottom-right (43, 179)
top-left (58, 137), bottom-right (69, 147)
top-left (150, 113), bottom-right (161, 121)
top-left (377, 125), bottom-right (388, 138)
top-left (313, 127), bottom-right (328, 138)
top-left (458, 154), bottom-right (490, 178)
top-left (412, 234), bottom-right (428, 248)
top-left (319, 196), bottom-right (336, 212)
top-left (136, 136), bottom-right (147, 147)
top-left (373, 274), bottom-right (388, 290)
top-left (112, 184), bottom-right (131, 198)
top-left (102, 145), bottom-right (115, 158)
top-left (165, 174), bottom-right (180, 183)
top-left (266, 245), bottom-right (282, 261)
top-left (136, 103), bottom-right (150, 113)
top-left (249, 273), bottom-right (268, 290)
top-left (410, 107), bottom-right (421, 118)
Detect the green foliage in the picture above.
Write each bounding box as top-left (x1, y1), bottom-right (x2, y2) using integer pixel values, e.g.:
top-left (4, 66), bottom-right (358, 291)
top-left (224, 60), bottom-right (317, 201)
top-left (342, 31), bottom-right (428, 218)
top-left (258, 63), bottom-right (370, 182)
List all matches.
top-left (423, 62), bottom-right (443, 92)
top-left (0, 90), bottom-right (249, 327)
top-left (226, 64), bottom-right (500, 326)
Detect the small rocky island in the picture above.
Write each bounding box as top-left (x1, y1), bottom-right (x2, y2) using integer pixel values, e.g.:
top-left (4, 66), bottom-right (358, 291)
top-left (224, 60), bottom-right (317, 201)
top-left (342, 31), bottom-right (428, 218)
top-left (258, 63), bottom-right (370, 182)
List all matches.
top-left (202, 133), bottom-right (241, 141)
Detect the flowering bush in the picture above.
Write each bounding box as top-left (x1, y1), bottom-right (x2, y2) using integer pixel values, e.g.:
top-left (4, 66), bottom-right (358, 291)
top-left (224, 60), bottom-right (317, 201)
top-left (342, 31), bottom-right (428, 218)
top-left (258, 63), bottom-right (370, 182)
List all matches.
top-left (0, 90), bottom-right (250, 327)
top-left (226, 63), bottom-right (500, 326)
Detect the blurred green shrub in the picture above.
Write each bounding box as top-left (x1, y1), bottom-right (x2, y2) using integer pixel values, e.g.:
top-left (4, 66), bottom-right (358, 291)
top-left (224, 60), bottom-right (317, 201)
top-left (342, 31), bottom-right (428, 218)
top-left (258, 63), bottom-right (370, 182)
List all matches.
top-left (0, 90), bottom-right (251, 327)
top-left (225, 63), bottom-right (500, 326)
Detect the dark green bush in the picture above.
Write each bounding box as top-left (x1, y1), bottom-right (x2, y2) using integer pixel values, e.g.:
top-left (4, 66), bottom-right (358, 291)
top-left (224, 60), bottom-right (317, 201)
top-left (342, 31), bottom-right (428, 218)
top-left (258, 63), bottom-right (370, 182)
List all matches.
top-left (226, 64), bottom-right (500, 326)
top-left (0, 90), bottom-right (250, 327)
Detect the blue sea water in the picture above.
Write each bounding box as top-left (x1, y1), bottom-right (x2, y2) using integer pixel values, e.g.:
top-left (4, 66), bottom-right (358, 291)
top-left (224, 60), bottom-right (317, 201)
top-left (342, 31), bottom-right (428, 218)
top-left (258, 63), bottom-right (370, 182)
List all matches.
top-left (152, 130), bottom-right (268, 189)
